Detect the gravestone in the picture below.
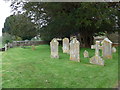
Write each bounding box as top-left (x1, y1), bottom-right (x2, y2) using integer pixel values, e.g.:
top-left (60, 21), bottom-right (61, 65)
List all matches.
top-left (9, 43), bottom-right (13, 48)
top-left (93, 36), bottom-right (106, 44)
top-left (83, 50), bottom-right (89, 58)
top-left (90, 41), bottom-right (104, 66)
top-left (101, 38), bottom-right (112, 59)
top-left (5, 44), bottom-right (8, 51)
top-left (112, 47), bottom-right (116, 53)
top-left (13, 41), bottom-right (17, 47)
top-left (70, 38), bottom-right (80, 62)
top-left (7, 43), bottom-right (10, 48)
top-left (62, 38), bottom-right (69, 54)
top-left (50, 38), bottom-right (59, 58)
top-left (32, 45), bottom-right (35, 50)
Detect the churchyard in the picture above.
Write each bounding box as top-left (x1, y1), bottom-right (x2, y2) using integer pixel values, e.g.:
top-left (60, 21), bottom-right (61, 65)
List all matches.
top-left (1, 2), bottom-right (119, 88)
top-left (1, 37), bottom-right (119, 88)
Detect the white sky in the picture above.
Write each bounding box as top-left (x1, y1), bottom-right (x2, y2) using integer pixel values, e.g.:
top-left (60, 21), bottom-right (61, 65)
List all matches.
top-left (0, 0), bottom-right (12, 36)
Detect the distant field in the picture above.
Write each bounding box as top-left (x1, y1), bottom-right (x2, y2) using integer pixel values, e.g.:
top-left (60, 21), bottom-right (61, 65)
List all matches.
top-left (2, 45), bottom-right (118, 88)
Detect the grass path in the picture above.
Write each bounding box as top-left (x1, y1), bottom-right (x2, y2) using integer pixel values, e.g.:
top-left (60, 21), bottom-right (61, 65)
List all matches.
top-left (2, 45), bottom-right (118, 88)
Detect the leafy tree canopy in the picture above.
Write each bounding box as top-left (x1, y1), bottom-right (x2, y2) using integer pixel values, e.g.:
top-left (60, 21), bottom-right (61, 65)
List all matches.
top-left (2, 14), bottom-right (38, 40)
top-left (9, 2), bottom-right (120, 47)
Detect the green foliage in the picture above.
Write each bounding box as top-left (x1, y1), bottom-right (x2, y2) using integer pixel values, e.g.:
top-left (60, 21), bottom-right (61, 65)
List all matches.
top-left (2, 33), bottom-right (22, 45)
top-left (2, 45), bottom-right (118, 88)
top-left (14, 36), bottom-right (22, 41)
top-left (20, 3), bottom-right (118, 39)
top-left (10, 2), bottom-right (119, 45)
top-left (2, 33), bottom-right (13, 45)
top-left (2, 14), bottom-right (38, 40)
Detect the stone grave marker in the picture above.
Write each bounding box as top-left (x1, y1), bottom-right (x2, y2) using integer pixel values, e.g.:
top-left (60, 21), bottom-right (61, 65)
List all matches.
top-left (83, 50), bottom-right (89, 58)
top-left (5, 44), bottom-right (8, 51)
top-left (112, 47), bottom-right (116, 53)
top-left (62, 38), bottom-right (69, 54)
top-left (7, 43), bottom-right (10, 48)
top-left (50, 38), bottom-right (59, 58)
top-left (32, 45), bottom-right (35, 50)
top-left (90, 41), bottom-right (104, 66)
top-left (101, 38), bottom-right (112, 59)
top-left (70, 38), bottom-right (80, 62)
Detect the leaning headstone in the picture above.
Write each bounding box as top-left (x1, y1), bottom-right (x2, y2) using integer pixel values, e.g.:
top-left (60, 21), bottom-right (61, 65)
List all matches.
top-left (62, 38), bottom-right (69, 54)
top-left (101, 38), bottom-right (112, 59)
top-left (90, 41), bottom-right (104, 66)
top-left (31, 45), bottom-right (35, 50)
top-left (83, 50), bottom-right (89, 58)
top-left (70, 38), bottom-right (80, 62)
top-left (5, 44), bottom-right (8, 51)
top-left (50, 38), bottom-right (59, 58)
top-left (112, 47), bottom-right (116, 53)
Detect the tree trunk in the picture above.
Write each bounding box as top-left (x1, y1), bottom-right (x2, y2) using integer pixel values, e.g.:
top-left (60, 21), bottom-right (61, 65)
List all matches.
top-left (77, 32), bottom-right (94, 48)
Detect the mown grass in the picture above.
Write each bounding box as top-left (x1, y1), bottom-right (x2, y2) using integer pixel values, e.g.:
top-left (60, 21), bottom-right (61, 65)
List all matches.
top-left (2, 45), bottom-right (118, 88)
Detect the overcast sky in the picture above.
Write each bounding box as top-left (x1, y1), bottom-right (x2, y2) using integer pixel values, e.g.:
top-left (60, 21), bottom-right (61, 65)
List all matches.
top-left (0, 0), bottom-right (12, 36)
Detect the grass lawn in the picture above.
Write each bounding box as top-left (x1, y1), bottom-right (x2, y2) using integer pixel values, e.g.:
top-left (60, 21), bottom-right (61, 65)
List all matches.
top-left (2, 45), bottom-right (118, 88)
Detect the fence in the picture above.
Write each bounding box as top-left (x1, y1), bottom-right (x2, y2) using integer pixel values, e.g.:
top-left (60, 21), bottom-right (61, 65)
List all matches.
top-left (0, 41), bottom-right (49, 51)
top-left (10, 41), bottom-right (49, 47)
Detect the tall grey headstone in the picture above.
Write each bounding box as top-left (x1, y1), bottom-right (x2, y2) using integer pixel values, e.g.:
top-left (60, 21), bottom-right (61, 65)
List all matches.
top-left (50, 38), bottom-right (59, 58)
top-left (70, 38), bottom-right (80, 62)
top-left (83, 50), bottom-right (89, 58)
top-left (101, 38), bottom-right (112, 59)
top-left (90, 41), bottom-right (104, 66)
top-left (62, 38), bottom-right (69, 54)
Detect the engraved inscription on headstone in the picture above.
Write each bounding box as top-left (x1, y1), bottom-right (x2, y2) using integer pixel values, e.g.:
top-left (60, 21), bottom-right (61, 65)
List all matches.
top-left (101, 38), bottom-right (112, 59)
top-left (70, 38), bottom-right (80, 62)
top-left (50, 38), bottom-right (59, 58)
top-left (62, 38), bottom-right (69, 54)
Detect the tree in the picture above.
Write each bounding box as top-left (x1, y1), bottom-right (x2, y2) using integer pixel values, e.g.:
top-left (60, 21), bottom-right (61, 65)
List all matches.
top-left (2, 14), bottom-right (38, 40)
top-left (10, 2), bottom-right (119, 47)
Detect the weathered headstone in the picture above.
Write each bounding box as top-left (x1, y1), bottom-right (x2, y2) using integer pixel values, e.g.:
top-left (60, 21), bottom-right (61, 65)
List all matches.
top-left (112, 47), bottom-right (116, 53)
top-left (70, 38), bottom-right (80, 62)
top-left (5, 44), bottom-right (8, 51)
top-left (13, 41), bottom-right (17, 47)
top-left (62, 38), bottom-right (69, 54)
top-left (101, 38), bottom-right (112, 59)
top-left (7, 43), bottom-right (10, 48)
top-left (9, 43), bottom-right (13, 48)
top-left (90, 41), bottom-right (104, 66)
top-left (50, 38), bottom-right (59, 58)
top-left (83, 50), bottom-right (89, 58)
top-left (32, 45), bottom-right (35, 50)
